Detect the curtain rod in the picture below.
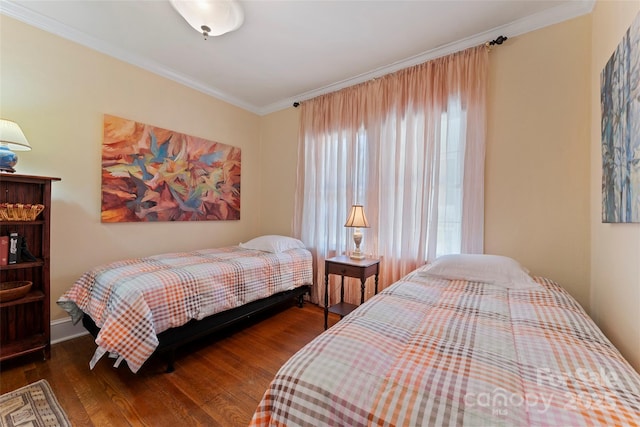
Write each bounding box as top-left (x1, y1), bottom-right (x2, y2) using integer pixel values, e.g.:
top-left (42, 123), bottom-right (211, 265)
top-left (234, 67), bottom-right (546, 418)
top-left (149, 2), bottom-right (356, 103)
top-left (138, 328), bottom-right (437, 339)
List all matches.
top-left (293, 35), bottom-right (508, 108)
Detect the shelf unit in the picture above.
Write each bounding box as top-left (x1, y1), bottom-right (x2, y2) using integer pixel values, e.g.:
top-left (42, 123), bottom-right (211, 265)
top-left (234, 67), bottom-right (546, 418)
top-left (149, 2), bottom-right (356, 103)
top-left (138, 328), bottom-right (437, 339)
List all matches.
top-left (0, 173), bottom-right (60, 363)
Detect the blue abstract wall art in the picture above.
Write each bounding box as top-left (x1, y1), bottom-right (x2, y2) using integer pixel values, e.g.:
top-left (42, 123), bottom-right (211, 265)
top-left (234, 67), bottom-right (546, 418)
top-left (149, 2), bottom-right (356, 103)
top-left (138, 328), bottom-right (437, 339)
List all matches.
top-left (601, 11), bottom-right (640, 223)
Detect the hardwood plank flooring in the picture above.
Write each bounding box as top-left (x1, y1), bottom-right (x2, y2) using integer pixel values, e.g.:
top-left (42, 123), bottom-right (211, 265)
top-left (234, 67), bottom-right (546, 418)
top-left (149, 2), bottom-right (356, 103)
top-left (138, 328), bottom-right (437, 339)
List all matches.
top-left (0, 302), bottom-right (338, 426)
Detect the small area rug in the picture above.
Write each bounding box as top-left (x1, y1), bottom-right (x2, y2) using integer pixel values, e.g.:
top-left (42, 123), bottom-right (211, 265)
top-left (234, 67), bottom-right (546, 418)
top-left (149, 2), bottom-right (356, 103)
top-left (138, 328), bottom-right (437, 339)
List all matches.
top-left (0, 380), bottom-right (71, 427)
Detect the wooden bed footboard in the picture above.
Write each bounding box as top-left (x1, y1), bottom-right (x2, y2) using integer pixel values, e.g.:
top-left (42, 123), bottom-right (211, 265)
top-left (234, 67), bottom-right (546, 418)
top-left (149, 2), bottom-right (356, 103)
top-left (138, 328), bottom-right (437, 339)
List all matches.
top-left (82, 284), bottom-right (311, 373)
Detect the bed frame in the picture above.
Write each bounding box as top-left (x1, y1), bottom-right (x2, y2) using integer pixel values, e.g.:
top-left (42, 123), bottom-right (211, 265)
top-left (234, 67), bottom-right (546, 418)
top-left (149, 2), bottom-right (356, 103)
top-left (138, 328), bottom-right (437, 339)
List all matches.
top-left (82, 284), bottom-right (311, 373)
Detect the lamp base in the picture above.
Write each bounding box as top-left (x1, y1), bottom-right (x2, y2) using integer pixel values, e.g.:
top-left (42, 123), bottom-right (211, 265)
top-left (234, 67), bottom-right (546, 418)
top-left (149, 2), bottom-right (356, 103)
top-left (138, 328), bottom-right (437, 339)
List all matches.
top-left (0, 145), bottom-right (18, 173)
top-left (350, 228), bottom-right (365, 260)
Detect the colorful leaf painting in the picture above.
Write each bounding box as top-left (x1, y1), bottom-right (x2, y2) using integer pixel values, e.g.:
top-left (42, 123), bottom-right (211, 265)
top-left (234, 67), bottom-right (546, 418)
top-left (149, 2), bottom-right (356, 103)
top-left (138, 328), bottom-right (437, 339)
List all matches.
top-left (101, 115), bottom-right (241, 222)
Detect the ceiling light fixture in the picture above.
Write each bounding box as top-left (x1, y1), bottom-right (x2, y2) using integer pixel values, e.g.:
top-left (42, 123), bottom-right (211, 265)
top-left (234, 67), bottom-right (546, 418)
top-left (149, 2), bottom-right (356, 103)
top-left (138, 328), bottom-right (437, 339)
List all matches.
top-left (169, 0), bottom-right (244, 40)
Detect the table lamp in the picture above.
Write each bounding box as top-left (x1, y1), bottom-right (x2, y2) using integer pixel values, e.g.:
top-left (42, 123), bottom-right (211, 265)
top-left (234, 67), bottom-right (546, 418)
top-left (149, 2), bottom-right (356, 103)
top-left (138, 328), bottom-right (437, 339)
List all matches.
top-left (344, 204), bottom-right (369, 260)
top-left (0, 119), bottom-right (31, 173)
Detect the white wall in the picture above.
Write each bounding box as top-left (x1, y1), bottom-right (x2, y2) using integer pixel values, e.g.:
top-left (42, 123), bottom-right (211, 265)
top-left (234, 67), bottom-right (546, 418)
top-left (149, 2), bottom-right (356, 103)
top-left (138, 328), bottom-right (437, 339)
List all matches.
top-left (258, 107), bottom-right (301, 236)
top-left (485, 15), bottom-right (592, 310)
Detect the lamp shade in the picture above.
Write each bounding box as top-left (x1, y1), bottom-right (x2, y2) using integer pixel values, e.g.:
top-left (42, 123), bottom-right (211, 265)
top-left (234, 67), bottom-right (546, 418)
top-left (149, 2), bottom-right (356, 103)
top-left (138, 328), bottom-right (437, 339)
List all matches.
top-left (344, 205), bottom-right (369, 228)
top-left (170, 0), bottom-right (244, 38)
top-left (0, 119), bottom-right (31, 151)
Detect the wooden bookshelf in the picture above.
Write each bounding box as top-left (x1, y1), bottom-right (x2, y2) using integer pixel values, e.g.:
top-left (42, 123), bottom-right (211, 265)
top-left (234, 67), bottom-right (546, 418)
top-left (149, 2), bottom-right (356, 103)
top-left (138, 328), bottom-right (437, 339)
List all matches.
top-left (0, 173), bottom-right (60, 363)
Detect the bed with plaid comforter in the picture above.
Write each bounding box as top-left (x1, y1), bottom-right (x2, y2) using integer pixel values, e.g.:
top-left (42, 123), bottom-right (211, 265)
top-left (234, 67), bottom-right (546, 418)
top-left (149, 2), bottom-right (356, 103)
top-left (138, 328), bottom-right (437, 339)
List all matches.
top-left (58, 246), bottom-right (312, 373)
top-left (250, 268), bottom-right (640, 426)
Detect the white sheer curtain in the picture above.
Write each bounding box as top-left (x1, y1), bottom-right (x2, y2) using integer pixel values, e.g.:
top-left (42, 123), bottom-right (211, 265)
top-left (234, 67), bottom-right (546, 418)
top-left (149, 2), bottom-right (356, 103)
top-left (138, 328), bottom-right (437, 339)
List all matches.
top-left (294, 46), bottom-right (488, 305)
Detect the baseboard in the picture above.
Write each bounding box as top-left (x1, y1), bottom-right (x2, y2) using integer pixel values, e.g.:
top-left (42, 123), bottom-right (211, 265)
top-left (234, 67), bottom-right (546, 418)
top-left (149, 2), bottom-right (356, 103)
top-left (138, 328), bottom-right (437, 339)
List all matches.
top-left (51, 317), bottom-right (89, 344)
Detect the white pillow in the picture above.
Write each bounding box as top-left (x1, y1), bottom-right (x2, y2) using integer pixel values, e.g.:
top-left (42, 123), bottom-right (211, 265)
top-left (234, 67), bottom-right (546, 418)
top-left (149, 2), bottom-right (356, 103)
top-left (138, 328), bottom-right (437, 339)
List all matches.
top-left (239, 235), bottom-right (306, 253)
top-left (419, 254), bottom-right (540, 289)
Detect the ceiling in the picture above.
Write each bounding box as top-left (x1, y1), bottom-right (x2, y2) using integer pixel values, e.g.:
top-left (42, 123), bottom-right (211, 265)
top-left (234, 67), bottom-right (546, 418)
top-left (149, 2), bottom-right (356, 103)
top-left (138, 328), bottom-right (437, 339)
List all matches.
top-left (2, 0), bottom-right (594, 115)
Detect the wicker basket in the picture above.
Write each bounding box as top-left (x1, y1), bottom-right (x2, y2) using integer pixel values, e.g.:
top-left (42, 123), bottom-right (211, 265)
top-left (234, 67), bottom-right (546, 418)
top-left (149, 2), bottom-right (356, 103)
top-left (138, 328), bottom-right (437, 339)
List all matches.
top-left (0, 281), bottom-right (33, 302)
top-left (0, 203), bottom-right (45, 221)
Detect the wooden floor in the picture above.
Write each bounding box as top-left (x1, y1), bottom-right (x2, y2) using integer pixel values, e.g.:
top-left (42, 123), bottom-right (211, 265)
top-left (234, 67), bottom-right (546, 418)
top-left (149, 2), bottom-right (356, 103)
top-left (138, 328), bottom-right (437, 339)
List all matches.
top-left (0, 302), bottom-right (337, 427)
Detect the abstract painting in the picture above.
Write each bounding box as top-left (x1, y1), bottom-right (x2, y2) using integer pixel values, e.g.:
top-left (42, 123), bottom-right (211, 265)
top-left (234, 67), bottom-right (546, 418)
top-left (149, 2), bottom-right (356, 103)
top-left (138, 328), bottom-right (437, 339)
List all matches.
top-left (600, 10), bottom-right (640, 223)
top-left (101, 115), bottom-right (241, 222)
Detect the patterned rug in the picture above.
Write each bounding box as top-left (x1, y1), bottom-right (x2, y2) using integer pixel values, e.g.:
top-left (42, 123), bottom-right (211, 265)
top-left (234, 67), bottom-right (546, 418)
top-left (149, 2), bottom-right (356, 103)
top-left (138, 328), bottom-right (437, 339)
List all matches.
top-left (0, 380), bottom-right (71, 427)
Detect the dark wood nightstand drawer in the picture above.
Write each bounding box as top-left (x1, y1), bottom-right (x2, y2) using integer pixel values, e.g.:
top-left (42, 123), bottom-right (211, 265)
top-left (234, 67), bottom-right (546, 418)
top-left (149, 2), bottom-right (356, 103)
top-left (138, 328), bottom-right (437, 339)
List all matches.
top-left (326, 263), bottom-right (362, 278)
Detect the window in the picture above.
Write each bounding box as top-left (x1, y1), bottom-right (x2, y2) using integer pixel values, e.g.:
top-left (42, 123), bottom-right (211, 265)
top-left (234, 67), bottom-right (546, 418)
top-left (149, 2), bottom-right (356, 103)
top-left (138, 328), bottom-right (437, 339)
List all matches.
top-left (435, 98), bottom-right (466, 257)
top-left (294, 46), bottom-right (487, 303)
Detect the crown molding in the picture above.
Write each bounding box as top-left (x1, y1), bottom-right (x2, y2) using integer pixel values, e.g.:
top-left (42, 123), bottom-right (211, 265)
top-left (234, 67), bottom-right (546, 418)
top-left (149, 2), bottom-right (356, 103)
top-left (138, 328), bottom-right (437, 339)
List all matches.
top-left (2, 0), bottom-right (594, 117)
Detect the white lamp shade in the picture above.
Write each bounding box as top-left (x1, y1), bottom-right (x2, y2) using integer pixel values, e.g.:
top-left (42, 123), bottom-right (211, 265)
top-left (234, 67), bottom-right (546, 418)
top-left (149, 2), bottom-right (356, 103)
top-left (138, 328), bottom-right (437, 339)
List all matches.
top-left (344, 205), bottom-right (370, 228)
top-left (170, 0), bottom-right (244, 37)
top-left (0, 119), bottom-right (31, 151)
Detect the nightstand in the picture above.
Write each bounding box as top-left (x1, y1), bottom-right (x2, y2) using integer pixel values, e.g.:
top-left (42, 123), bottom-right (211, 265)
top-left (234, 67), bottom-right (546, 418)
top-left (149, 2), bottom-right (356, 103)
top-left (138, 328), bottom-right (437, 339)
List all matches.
top-left (324, 255), bottom-right (380, 330)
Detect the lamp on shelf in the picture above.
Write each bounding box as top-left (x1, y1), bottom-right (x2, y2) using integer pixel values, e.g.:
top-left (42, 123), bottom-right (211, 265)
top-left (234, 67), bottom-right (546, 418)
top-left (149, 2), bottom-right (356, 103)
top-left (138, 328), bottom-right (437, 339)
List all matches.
top-left (169, 0), bottom-right (244, 40)
top-left (0, 119), bottom-right (31, 173)
top-left (344, 204), bottom-right (370, 260)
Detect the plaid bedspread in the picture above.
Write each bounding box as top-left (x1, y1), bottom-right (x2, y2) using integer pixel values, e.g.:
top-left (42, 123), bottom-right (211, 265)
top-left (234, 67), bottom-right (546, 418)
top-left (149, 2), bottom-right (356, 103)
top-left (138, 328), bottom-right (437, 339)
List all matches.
top-left (58, 246), bottom-right (312, 373)
top-left (250, 268), bottom-right (640, 426)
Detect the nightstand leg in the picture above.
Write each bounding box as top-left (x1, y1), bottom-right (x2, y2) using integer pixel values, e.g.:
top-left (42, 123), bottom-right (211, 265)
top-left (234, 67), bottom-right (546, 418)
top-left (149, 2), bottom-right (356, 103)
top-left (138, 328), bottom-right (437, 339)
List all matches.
top-left (340, 275), bottom-right (346, 318)
top-left (375, 273), bottom-right (379, 294)
top-left (324, 272), bottom-right (329, 330)
top-left (360, 279), bottom-right (365, 304)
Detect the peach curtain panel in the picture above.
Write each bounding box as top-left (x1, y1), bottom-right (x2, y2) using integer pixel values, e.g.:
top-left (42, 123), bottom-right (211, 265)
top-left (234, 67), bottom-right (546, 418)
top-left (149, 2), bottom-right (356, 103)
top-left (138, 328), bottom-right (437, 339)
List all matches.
top-left (294, 46), bottom-right (488, 306)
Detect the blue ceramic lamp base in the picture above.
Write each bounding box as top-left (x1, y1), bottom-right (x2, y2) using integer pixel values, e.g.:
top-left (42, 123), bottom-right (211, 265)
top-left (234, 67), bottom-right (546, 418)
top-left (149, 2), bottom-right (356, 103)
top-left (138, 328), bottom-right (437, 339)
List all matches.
top-left (0, 145), bottom-right (18, 173)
